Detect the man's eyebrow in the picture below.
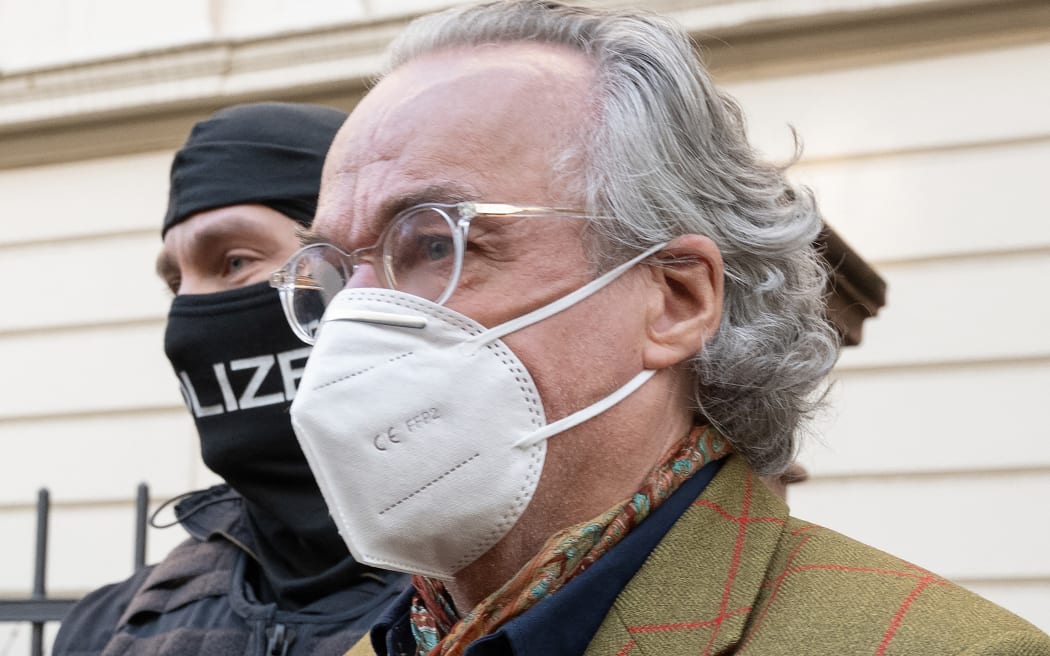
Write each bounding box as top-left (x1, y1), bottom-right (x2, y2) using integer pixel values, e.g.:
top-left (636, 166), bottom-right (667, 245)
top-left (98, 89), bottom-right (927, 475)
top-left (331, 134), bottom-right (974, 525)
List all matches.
top-left (308, 184), bottom-right (482, 248)
top-left (296, 226), bottom-right (327, 247)
top-left (372, 184), bottom-right (482, 226)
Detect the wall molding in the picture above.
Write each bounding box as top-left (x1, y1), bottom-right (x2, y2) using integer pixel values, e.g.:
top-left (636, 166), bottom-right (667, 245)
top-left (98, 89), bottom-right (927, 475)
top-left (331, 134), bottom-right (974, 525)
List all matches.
top-left (1, 0), bottom-right (1047, 168)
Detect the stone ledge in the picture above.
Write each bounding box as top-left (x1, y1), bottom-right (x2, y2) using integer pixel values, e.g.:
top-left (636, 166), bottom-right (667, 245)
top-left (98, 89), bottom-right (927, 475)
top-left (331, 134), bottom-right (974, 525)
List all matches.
top-left (1, 0), bottom-right (1046, 169)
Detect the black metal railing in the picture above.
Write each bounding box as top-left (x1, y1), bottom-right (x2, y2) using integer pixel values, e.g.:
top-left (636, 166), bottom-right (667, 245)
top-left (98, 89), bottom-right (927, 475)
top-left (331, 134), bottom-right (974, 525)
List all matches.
top-left (0, 484), bottom-right (149, 656)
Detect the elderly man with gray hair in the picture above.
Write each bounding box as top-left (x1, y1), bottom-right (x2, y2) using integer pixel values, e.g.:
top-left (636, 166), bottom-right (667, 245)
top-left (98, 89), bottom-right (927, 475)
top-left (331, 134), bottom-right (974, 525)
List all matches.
top-left (270, 2), bottom-right (1050, 655)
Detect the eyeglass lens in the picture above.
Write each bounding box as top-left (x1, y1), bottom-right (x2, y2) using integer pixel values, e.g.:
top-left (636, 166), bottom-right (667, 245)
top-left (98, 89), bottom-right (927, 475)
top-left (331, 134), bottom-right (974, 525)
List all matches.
top-left (288, 245), bottom-right (351, 343)
top-left (383, 206), bottom-right (459, 303)
top-left (285, 205), bottom-right (462, 340)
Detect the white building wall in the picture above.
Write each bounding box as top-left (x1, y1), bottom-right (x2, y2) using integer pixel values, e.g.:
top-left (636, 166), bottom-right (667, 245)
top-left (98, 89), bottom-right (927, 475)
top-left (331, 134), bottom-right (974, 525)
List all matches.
top-left (0, 1), bottom-right (1047, 652)
top-left (729, 40), bottom-right (1050, 627)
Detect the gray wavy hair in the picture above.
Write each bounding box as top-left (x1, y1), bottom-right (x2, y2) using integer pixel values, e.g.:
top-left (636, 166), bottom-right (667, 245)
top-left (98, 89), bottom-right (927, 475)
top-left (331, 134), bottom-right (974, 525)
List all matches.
top-left (383, 1), bottom-right (840, 475)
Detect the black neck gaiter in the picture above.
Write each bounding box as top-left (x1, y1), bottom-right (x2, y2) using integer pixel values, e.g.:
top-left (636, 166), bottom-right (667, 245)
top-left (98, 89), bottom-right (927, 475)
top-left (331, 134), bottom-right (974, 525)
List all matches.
top-left (164, 281), bottom-right (366, 609)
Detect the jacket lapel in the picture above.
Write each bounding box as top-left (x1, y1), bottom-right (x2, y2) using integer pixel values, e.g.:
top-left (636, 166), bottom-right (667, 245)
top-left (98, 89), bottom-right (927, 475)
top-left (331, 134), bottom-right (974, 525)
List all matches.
top-left (585, 456), bottom-right (788, 655)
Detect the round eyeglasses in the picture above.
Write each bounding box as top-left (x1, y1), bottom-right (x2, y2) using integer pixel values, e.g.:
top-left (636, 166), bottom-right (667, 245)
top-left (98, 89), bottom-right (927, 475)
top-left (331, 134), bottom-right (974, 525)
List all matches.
top-left (269, 202), bottom-right (605, 344)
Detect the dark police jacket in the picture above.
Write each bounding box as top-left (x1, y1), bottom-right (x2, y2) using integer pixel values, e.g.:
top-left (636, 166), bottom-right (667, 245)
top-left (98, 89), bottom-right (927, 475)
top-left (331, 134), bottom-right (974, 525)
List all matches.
top-left (53, 485), bottom-right (406, 656)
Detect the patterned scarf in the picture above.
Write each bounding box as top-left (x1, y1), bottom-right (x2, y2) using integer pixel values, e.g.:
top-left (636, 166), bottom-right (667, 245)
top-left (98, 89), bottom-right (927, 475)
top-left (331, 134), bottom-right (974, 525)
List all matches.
top-left (409, 425), bottom-right (731, 656)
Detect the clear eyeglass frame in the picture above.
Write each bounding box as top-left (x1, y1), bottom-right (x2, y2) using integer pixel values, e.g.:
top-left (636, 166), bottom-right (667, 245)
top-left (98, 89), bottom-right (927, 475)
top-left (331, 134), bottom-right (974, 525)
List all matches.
top-left (269, 201), bottom-right (609, 344)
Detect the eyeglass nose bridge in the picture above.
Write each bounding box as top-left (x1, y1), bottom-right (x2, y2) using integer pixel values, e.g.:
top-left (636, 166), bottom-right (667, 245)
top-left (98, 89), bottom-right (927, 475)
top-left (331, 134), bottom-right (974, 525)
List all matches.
top-left (345, 243), bottom-right (376, 265)
top-left (342, 243), bottom-right (386, 290)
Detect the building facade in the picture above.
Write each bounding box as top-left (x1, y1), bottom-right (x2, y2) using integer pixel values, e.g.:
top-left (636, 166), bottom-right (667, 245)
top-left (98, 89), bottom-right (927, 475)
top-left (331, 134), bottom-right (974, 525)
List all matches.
top-left (1, 0), bottom-right (1048, 651)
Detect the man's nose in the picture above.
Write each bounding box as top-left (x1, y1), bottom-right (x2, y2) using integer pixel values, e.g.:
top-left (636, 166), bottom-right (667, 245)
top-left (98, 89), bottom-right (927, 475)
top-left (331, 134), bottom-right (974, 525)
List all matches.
top-left (347, 262), bottom-right (381, 289)
top-left (177, 273), bottom-right (224, 296)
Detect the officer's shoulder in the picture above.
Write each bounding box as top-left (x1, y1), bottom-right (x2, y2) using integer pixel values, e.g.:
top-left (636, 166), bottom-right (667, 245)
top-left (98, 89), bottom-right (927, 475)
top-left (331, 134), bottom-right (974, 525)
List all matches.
top-left (52, 565), bottom-right (154, 656)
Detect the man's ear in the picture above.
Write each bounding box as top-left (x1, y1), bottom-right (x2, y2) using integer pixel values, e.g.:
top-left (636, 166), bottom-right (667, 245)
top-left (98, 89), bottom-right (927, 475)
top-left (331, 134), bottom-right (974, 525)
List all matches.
top-left (642, 234), bottom-right (723, 370)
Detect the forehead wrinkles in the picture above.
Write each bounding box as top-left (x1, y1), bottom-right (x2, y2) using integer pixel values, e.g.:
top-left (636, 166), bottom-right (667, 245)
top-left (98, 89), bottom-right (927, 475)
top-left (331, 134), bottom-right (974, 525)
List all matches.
top-left (317, 44), bottom-right (596, 246)
top-left (398, 56), bottom-right (587, 139)
top-left (314, 90), bottom-right (420, 246)
top-left (317, 153), bottom-right (477, 251)
top-left (366, 43), bottom-right (595, 167)
top-left (314, 167), bottom-right (357, 245)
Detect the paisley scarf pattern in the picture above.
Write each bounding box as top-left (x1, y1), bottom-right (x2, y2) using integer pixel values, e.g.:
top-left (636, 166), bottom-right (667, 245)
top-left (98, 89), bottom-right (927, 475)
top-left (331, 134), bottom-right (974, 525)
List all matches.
top-left (410, 425), bottom-right (731, 656)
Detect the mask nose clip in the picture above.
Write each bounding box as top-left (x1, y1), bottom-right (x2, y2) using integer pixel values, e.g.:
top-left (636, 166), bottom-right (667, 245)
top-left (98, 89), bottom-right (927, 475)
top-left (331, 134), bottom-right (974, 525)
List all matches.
top-left (327, 309), bottom-right (428, 329)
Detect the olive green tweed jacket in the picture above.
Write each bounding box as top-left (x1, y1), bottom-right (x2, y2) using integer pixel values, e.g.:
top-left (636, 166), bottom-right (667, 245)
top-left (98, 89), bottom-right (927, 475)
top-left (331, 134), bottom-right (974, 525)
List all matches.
top-left (584, 455), bottom-right (1049, 655)
top-left (350, 455), bottom-right (1050, 655)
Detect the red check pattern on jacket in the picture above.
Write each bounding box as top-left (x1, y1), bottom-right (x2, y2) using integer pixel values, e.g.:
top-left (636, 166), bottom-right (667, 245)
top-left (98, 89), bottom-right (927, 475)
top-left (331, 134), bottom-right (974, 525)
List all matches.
top-left (584, 456), bottom-right (1050, 656)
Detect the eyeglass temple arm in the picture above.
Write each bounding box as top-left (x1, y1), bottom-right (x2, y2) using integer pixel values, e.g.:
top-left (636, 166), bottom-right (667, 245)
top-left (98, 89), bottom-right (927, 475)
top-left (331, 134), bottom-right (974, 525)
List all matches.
top-left (269, 270), bottom-right (324, 291)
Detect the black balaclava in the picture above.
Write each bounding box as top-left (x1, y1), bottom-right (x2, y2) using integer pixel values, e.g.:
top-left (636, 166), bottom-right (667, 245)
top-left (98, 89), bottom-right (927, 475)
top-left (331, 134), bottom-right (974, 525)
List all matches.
top-left (161, 102), bottom-right (367, 610)
top-left (162, 101), bottom-right (347, 236)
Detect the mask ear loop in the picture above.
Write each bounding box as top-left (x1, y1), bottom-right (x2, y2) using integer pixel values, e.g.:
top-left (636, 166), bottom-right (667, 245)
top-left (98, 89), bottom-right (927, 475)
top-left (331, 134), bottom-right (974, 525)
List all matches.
top-left (513, 368), bottom-right (657, 449)
top-left (466, 242), bottom-right (667, 350)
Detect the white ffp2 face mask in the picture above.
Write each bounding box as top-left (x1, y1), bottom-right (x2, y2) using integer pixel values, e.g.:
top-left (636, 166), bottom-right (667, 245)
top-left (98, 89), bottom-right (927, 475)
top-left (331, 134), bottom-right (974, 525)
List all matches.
top-left (289, 244), bottom-right (664, 579)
